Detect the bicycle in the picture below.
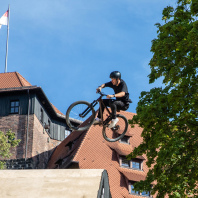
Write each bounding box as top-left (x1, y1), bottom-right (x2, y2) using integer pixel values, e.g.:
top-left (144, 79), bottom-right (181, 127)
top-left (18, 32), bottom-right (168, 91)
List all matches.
top-left (65, 92), bottom-right (128, 142)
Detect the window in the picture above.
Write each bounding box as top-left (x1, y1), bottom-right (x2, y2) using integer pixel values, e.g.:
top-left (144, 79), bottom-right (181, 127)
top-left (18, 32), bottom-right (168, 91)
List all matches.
top-left (130, 183), bottom-right (139, 195)
top-left (120, 156), bottom-right (130, 168)
top-left (48, 119), bottom-right (51, 134)
top-left (142, 191), bottom-right (150, 196)
top-left (120, 156), bottom-right (143, 170)
top-left (120, 135), bottom-right (130, 144)
top-left (129, 181), bottom-right (151, 197)
top-left (10, 100), bottom-right (20, 114)
top-left (132, 160), bottom-right (141, 170)
top-left (40, 108), bottom-right (44, 123)
top-left (65, 129), bottom-right (71, 138)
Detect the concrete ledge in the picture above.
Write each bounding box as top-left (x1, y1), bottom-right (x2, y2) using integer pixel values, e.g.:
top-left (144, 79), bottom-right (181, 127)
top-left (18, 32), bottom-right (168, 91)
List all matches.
top-left (0, 169), bottom-right (109, 198)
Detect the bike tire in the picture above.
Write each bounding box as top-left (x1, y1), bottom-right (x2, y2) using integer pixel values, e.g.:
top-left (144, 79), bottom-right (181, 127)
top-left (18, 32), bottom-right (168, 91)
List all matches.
top-left (102, 114), bottom-right (128, 142)
top-left (66, 101), bottom-right (96, 131)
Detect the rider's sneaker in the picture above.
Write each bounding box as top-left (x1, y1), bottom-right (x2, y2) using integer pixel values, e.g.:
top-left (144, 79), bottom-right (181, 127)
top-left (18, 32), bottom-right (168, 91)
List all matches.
top-left (108, 117), bottom-right (119, 128)
top-left (93, 117), bottom-right (101, 125)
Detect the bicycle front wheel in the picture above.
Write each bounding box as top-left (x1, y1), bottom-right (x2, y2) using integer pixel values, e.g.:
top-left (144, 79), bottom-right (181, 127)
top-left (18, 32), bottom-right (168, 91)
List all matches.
top-left (102, 114), bottom-right (128, 142)
top-left (66, 101), bottom-right (95, 131)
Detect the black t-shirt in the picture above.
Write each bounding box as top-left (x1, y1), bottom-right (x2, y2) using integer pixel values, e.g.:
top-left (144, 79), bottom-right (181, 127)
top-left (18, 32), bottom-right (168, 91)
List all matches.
top-left (105, 79), bottom-right (132, 104)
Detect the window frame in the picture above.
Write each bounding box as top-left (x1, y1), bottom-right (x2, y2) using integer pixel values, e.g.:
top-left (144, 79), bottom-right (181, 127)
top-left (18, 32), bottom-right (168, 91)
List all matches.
top-left (120, 156), bottom-right (130, 168)
top-left (120, 156), bottom-right (143, 171)
top-left (10, 100), bottom-right (20, 114)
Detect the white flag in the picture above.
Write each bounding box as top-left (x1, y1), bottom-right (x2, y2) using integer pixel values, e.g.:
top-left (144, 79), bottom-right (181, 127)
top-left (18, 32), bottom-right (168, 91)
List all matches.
top-left (0, 10), bottom-right (8, 29)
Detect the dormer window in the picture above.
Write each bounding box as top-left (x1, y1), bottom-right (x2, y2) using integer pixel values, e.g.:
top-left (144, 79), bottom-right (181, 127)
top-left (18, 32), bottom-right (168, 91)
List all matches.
top-left (10, 100), bottom-right (19, 114)
top-left (129, 181), bottom-right (151, 197)
top-left (132, 159), bottom-right (142, 170)
top-left (120, 156), bottom-right (130, 168)
top-left (120, 135), bottom-right (130, 144)
top-left (120, 156), bottom-right (143, 170)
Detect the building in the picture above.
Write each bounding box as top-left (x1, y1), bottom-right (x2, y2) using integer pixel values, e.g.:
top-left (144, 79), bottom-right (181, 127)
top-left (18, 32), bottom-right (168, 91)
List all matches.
top-left (0, 72), bottom-right (75, 169)
top-left (47, 111), bottom-right (153, 198)
top-left (0, 71), bottom-right (154, 197)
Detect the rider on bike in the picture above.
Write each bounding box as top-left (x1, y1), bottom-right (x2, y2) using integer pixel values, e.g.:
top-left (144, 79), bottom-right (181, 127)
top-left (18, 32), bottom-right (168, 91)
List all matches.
top-left (95, 71), bottom-right (132, 128)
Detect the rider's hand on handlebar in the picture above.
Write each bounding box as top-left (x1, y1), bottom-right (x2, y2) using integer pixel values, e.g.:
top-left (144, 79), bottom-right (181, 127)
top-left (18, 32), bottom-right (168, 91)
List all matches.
top-left (107, 95), bottom-right (114, 99)
top-left (96, 87), bottom-right (102, 93)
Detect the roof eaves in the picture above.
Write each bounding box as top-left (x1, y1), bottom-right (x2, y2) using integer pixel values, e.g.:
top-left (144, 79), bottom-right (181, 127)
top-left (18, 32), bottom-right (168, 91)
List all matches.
top-left (69, 117), bottom-right (83, 125)
top-left (0, 86), bottom-right (37, 92)
top-left (36, 87), bottom-right (64, 120)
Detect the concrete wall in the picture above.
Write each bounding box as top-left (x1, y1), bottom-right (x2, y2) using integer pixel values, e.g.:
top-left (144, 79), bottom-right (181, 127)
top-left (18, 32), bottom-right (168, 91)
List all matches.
top-left (0, 169), bottom-right (111, 198)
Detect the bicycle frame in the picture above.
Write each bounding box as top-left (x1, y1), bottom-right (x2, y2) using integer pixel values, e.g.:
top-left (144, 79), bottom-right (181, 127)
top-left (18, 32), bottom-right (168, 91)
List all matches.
top-left (92, 92), bottom-right (113, 127)
top-left (79, 92), bottom-right (112, 123)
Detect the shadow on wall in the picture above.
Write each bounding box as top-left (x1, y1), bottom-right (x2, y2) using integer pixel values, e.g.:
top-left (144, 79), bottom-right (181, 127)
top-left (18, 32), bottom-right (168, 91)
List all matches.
top-left (3, 147), bottom-right (56, 169)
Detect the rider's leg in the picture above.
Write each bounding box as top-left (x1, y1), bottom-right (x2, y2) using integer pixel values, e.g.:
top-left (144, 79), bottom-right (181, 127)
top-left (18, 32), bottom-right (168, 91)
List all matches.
top-left (108, 100), bottom-right (126, 128)
top-left (109, 100), bottom-right (125, 118)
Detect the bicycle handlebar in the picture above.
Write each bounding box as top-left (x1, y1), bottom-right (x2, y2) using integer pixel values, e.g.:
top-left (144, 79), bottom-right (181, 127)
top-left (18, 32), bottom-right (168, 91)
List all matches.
top-left (97, 91), bottom-right (107, 97)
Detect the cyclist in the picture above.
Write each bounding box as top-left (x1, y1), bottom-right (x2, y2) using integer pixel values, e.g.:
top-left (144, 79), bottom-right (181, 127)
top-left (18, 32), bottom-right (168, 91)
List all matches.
top-left (95, 71), bottom-right (132, 128)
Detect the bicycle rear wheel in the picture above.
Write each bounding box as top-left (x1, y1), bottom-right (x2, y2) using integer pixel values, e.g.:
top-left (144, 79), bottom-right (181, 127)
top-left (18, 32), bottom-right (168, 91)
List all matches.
top-left (102, 114), bottom-right (128, 142)
top-left (66, 101), bottom-right (95, 131)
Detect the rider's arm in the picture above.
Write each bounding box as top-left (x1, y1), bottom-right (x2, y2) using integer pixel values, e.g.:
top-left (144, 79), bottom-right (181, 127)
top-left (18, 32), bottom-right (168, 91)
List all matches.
top-left (115, 91), bottom-right (125, 97)
top-left (96, 84), bottom-right (105, 92)
top-left (99, 84), bottom-right (105, 89)
top-left (107, 91), bottom-right (125, 99)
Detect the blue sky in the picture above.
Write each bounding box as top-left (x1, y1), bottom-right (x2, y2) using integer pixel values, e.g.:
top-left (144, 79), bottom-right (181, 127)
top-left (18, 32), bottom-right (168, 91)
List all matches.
top-left (0, 0), bottom-right (174, 115)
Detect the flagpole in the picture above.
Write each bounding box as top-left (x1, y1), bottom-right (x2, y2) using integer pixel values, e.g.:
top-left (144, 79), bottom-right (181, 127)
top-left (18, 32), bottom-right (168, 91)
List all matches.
top-left (4, 5), bottom-right (10, 73)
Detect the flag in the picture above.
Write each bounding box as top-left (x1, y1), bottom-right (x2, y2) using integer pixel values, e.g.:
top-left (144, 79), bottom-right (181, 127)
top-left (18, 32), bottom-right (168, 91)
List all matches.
top-left (0, 10), bottom-right (8, 29)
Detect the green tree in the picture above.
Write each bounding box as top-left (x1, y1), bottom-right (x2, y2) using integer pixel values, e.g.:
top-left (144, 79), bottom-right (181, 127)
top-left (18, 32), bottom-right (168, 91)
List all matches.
top-left (0, 130), bottom-right (20, 169)
top-left (129, 0), bottom-right (198, 197)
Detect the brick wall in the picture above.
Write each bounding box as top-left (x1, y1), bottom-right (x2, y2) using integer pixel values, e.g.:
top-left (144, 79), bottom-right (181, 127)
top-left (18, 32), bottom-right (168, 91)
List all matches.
top-left (0, 114), bottom-right (28, 159)
top-left (0, 114), bottom-right (61, 169)
top-left (32, 115), bottom-right (61, 168)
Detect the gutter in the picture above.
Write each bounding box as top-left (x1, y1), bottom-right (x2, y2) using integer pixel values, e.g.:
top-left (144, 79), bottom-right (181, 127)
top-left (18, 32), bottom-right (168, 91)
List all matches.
top-left (25, 89), bottom-right (30, 162)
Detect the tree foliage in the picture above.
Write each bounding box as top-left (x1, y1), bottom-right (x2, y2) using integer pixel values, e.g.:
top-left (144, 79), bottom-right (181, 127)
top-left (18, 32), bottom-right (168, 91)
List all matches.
top-left (0, 130), bottom-right (20, 169)
top-left (129, 0), bottom-right (198, 197)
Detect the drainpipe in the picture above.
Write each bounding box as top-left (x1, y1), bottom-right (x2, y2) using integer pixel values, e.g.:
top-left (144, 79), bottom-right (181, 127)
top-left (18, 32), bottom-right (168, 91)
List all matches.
top-left (25, 89), bottom-right (30, 162)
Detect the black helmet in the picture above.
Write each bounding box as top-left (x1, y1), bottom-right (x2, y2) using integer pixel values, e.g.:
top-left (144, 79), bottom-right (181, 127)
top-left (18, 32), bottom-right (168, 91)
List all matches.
top-left (110, 71), bottom-right (121, 79)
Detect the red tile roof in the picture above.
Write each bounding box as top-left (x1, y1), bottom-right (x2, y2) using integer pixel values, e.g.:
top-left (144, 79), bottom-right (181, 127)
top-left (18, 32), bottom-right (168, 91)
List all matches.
top-left (0, 72), bottom-right (32, 88)
top-left (47, 111), bottom-right (155, 198)
top-left (51, 103), bottom-right (64, 116)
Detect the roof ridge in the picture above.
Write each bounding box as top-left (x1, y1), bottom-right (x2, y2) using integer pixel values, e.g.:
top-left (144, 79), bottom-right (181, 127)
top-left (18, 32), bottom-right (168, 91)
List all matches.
top-left (15, 72), bottom-right (24, 87)
top-left (15, 72), bottom-right (32, 86)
